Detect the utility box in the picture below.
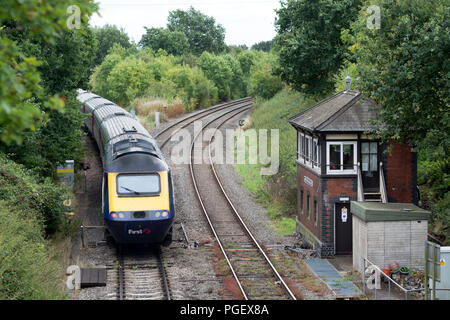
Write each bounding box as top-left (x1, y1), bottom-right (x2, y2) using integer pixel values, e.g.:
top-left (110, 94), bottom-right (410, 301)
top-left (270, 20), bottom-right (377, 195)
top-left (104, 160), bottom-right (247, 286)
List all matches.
top-left (351, 201), bottom-right (430, 274)
top-left (433, 247), bottom-right (450, 300)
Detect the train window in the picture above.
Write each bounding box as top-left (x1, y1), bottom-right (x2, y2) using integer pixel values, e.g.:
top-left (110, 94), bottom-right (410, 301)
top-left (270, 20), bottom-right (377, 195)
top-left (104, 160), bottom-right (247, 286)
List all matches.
top-left (136, 140), bottom-right (156, 151)
top-left (116, 173), bottom-right (161, 196)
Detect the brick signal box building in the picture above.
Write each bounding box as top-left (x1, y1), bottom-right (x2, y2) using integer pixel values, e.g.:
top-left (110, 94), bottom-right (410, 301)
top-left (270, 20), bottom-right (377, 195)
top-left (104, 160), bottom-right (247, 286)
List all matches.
top-left (288, 90), bottom-right (418, 257)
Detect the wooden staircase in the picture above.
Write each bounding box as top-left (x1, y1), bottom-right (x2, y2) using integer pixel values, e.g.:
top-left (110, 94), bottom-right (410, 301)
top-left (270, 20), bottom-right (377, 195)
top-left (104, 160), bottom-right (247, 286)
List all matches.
top-left (363, 191), bottom-right (382, 202)
top-left (357, 162), bottom-right (388, 203)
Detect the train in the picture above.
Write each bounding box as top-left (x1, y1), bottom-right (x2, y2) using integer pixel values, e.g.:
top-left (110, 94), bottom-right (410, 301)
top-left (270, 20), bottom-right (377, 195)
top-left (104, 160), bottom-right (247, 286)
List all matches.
top-left (76, 89), bottom-right (174, 246)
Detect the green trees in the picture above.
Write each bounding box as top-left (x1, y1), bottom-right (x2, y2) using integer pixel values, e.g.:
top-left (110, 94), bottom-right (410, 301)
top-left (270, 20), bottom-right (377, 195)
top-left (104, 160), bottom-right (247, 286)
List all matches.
top-left (197, 52), bottom-right (234, 100)
top-left (2, 25), bottom-right (98, 178)
top-left (347, 0), bottom-right (449, 153)
top-left (139, 27), bottom-right (189, 56)
top-left (344, 0), bottom-right (450, 243)
top-left (167, 6), bottom-right (226, 55)
top-left (90, 48), bottom-right (220, 110)
top-left (106, 56), bottom-right (154, 106)
top-left (251, 40), bottom-right (273, 52)
top-left (92, 24), bottom-right (132, 67)
top-left (140, 7), bottom-right (226, 56)
top-left (274, 0), bottom-right (360, 95)
top-left (248, 53), bottom-right (283, 100)
top-left (0, 0), bottom-right (97, 145)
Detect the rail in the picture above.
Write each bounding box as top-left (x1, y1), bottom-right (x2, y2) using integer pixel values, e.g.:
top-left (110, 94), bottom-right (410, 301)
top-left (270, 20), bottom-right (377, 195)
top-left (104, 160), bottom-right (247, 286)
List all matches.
top-left (357, 162), bottom-right (365, 201)
top-left (208, 111), bottom-right (297, 300)
top-left (154, 97), bottom-right (252, 140)
top-left (379, 162), bottom-right (388, 203)
top-left (189, 101), bottom-right (296, 300)
top-left (189, 103), bottom-right (253, 299)
top-left (157, 248), bottom-right (171, 300)
top-left (115, 247), bottom-right (172, 300)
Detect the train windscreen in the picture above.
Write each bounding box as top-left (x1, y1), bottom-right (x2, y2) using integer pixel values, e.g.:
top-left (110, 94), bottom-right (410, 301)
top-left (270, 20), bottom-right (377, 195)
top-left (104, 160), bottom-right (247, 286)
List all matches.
top-left (116, 173), bottom-right (161, 196)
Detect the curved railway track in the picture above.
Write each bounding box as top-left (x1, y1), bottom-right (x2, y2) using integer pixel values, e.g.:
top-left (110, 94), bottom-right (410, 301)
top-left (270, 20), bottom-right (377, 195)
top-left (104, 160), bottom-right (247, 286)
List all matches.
top-left (154, 97), bottom-right (252, 149)
top-left (188, 102), bottom-right (297, 300)
top-left (106, 98), bottom-right (255, 300)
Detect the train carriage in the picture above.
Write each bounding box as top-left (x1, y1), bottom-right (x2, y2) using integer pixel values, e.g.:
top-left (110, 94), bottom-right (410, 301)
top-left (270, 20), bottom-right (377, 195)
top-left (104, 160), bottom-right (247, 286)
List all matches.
top-left (77, 89), bottom-right (174, 245)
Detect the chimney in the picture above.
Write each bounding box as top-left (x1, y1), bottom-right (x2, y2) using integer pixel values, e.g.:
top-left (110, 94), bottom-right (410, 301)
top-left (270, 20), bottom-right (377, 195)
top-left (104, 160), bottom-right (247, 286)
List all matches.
top-left (345, 75), bottom-right (352, 91)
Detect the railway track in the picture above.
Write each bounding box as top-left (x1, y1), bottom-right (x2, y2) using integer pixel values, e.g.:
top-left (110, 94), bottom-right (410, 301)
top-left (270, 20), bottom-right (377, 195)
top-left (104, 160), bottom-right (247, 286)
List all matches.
top-left (105, 98), bottom-right (255, 300)
top-left (188, 102), bottom-right (298, 300)
top-left (107, 246), bottom-right (172, 300)
top-left (154, 97), bottom-right (252, 149)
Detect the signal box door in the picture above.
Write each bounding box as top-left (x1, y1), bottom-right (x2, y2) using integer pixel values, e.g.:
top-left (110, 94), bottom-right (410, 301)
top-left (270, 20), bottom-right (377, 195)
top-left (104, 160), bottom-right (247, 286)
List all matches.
top-left (335, 203), bottom-right (352, 255)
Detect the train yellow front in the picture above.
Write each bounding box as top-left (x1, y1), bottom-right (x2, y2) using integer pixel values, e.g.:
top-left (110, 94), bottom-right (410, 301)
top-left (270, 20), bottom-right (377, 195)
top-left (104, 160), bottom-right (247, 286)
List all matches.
top-left (77, 90), bottom-right (175, 245)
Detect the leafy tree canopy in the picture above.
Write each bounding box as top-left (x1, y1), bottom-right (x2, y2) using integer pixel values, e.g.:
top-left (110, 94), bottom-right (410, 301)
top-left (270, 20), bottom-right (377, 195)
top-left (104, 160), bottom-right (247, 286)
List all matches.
top-left (0, 0), bottom-right (97, 144)
top-left (346, 0), bottom-right (449, 153)
top-left (139, 27), bottom-right (189, 56)
top-left (251, 40), bottom-right (273, 52)
top-left (274, 0), bottom-right (360, 95)
top-left (167, 6), bottom-right (226, 55)
top-left (92, 24), bottom-right (131, 67)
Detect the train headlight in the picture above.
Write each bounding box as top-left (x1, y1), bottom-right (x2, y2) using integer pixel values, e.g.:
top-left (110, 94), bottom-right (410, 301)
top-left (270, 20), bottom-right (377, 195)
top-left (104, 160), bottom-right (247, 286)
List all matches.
top-left (118, 213), bottom-right (125, 219)
top-left (111, 212), bottom-right (117, 219)
top-left (154, 212), bottom-right (161, 218)
top-left (162, 211), bottom-right (168, 218)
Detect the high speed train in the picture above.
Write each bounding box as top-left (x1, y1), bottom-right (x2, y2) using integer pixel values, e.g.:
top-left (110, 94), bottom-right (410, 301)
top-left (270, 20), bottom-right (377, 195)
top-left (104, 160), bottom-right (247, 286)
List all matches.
top-left (76, 89), bottom-right (174, 246)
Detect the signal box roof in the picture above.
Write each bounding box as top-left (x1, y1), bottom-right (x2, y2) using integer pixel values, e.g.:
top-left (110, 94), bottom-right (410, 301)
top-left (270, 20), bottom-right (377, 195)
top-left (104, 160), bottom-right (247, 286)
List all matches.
top-left (288, 90), bottom-right (380, 133)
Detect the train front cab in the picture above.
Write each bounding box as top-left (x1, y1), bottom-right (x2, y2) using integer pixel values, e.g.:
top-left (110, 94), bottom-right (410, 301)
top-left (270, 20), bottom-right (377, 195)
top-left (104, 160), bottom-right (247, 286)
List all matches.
top-left (103, 168), bottom-right (174, 245)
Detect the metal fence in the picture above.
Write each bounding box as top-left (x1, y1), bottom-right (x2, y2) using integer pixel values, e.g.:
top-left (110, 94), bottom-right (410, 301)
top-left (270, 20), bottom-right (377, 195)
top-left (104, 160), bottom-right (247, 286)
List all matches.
top-left (362, 258), bottom-right (424, 300)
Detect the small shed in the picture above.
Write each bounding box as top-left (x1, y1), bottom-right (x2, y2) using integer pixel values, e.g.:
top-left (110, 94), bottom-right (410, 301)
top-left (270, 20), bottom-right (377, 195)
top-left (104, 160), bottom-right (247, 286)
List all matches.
top-left (351, 201), bottom-right (430, 273)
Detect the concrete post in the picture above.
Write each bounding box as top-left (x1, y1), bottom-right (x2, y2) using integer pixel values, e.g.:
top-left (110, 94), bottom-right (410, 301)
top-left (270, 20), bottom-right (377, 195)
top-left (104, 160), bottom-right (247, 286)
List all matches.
top-left (155, 112), bottom-right (160, 127)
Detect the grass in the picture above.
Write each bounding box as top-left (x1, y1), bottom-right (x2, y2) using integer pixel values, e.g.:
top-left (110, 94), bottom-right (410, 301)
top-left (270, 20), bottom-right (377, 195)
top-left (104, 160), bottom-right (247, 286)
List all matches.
top-left (234, 88), bottom-right (324, 236)
top-left (131, 96), bottom-right (185, 130)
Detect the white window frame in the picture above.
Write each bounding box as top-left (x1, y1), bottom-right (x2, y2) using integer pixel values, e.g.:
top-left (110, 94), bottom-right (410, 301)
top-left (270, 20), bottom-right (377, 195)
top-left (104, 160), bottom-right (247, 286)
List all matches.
top-left (297, 132), bottom-right (321, 173)
top-left (326, 141), bottom-right (357, 175)
top-left (312, 137), bottom-right (320, 169)
top-left (297, 132), bottom-right (304, 161)
top-left (305, 135), bottom-right (312, 164)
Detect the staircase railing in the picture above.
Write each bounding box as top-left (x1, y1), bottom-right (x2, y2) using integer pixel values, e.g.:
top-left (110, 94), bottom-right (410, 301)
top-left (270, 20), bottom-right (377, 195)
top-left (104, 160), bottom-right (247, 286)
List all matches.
top-left (357, 162), bottom-right (364, 201)
top-left (379, 162), bottom-right (388, 203)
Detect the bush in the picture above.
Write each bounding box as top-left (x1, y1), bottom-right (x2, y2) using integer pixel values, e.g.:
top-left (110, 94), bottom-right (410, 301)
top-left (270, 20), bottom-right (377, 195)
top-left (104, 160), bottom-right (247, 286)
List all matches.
top-left (236, 88), bottom-right (323, 217)
top-left (89, 46), bottom-right (126, 98)
top-left (0, 201), bottom-right (65, 299)
top-left (248, 53), bottom-right (283, 100)
top-left (164, 65), bottom-right (218, 111)
top-left (2, 93), bottom-right (86, 179)
top-left (418, 156), bottom-right (450, 244)
top-left (197, 52), bottom-right (234, 101)
top-left (91, 48), bottom-right (219, 111)
top-left (0, 153), bottom-right (67, 235)
top-left (106, 56), bottom-right (155, 107)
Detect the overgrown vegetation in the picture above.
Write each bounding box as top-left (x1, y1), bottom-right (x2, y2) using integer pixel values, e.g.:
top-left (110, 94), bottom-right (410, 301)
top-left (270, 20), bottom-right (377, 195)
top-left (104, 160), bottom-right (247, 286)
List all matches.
top-left (90, 44), bottom-right (283, 114)
top-left (0, 0), bottom-right (98, 299)
top-left (273, 0), bottom-right (361, 95)
top-left (0, 154), bottom-right (69, 299)
top-left (340, 0), bottom-right (450, 243)
top-left (235, 89), bottom-right (321, 235)
top-left (237, 0), bottom-right (449, 244)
